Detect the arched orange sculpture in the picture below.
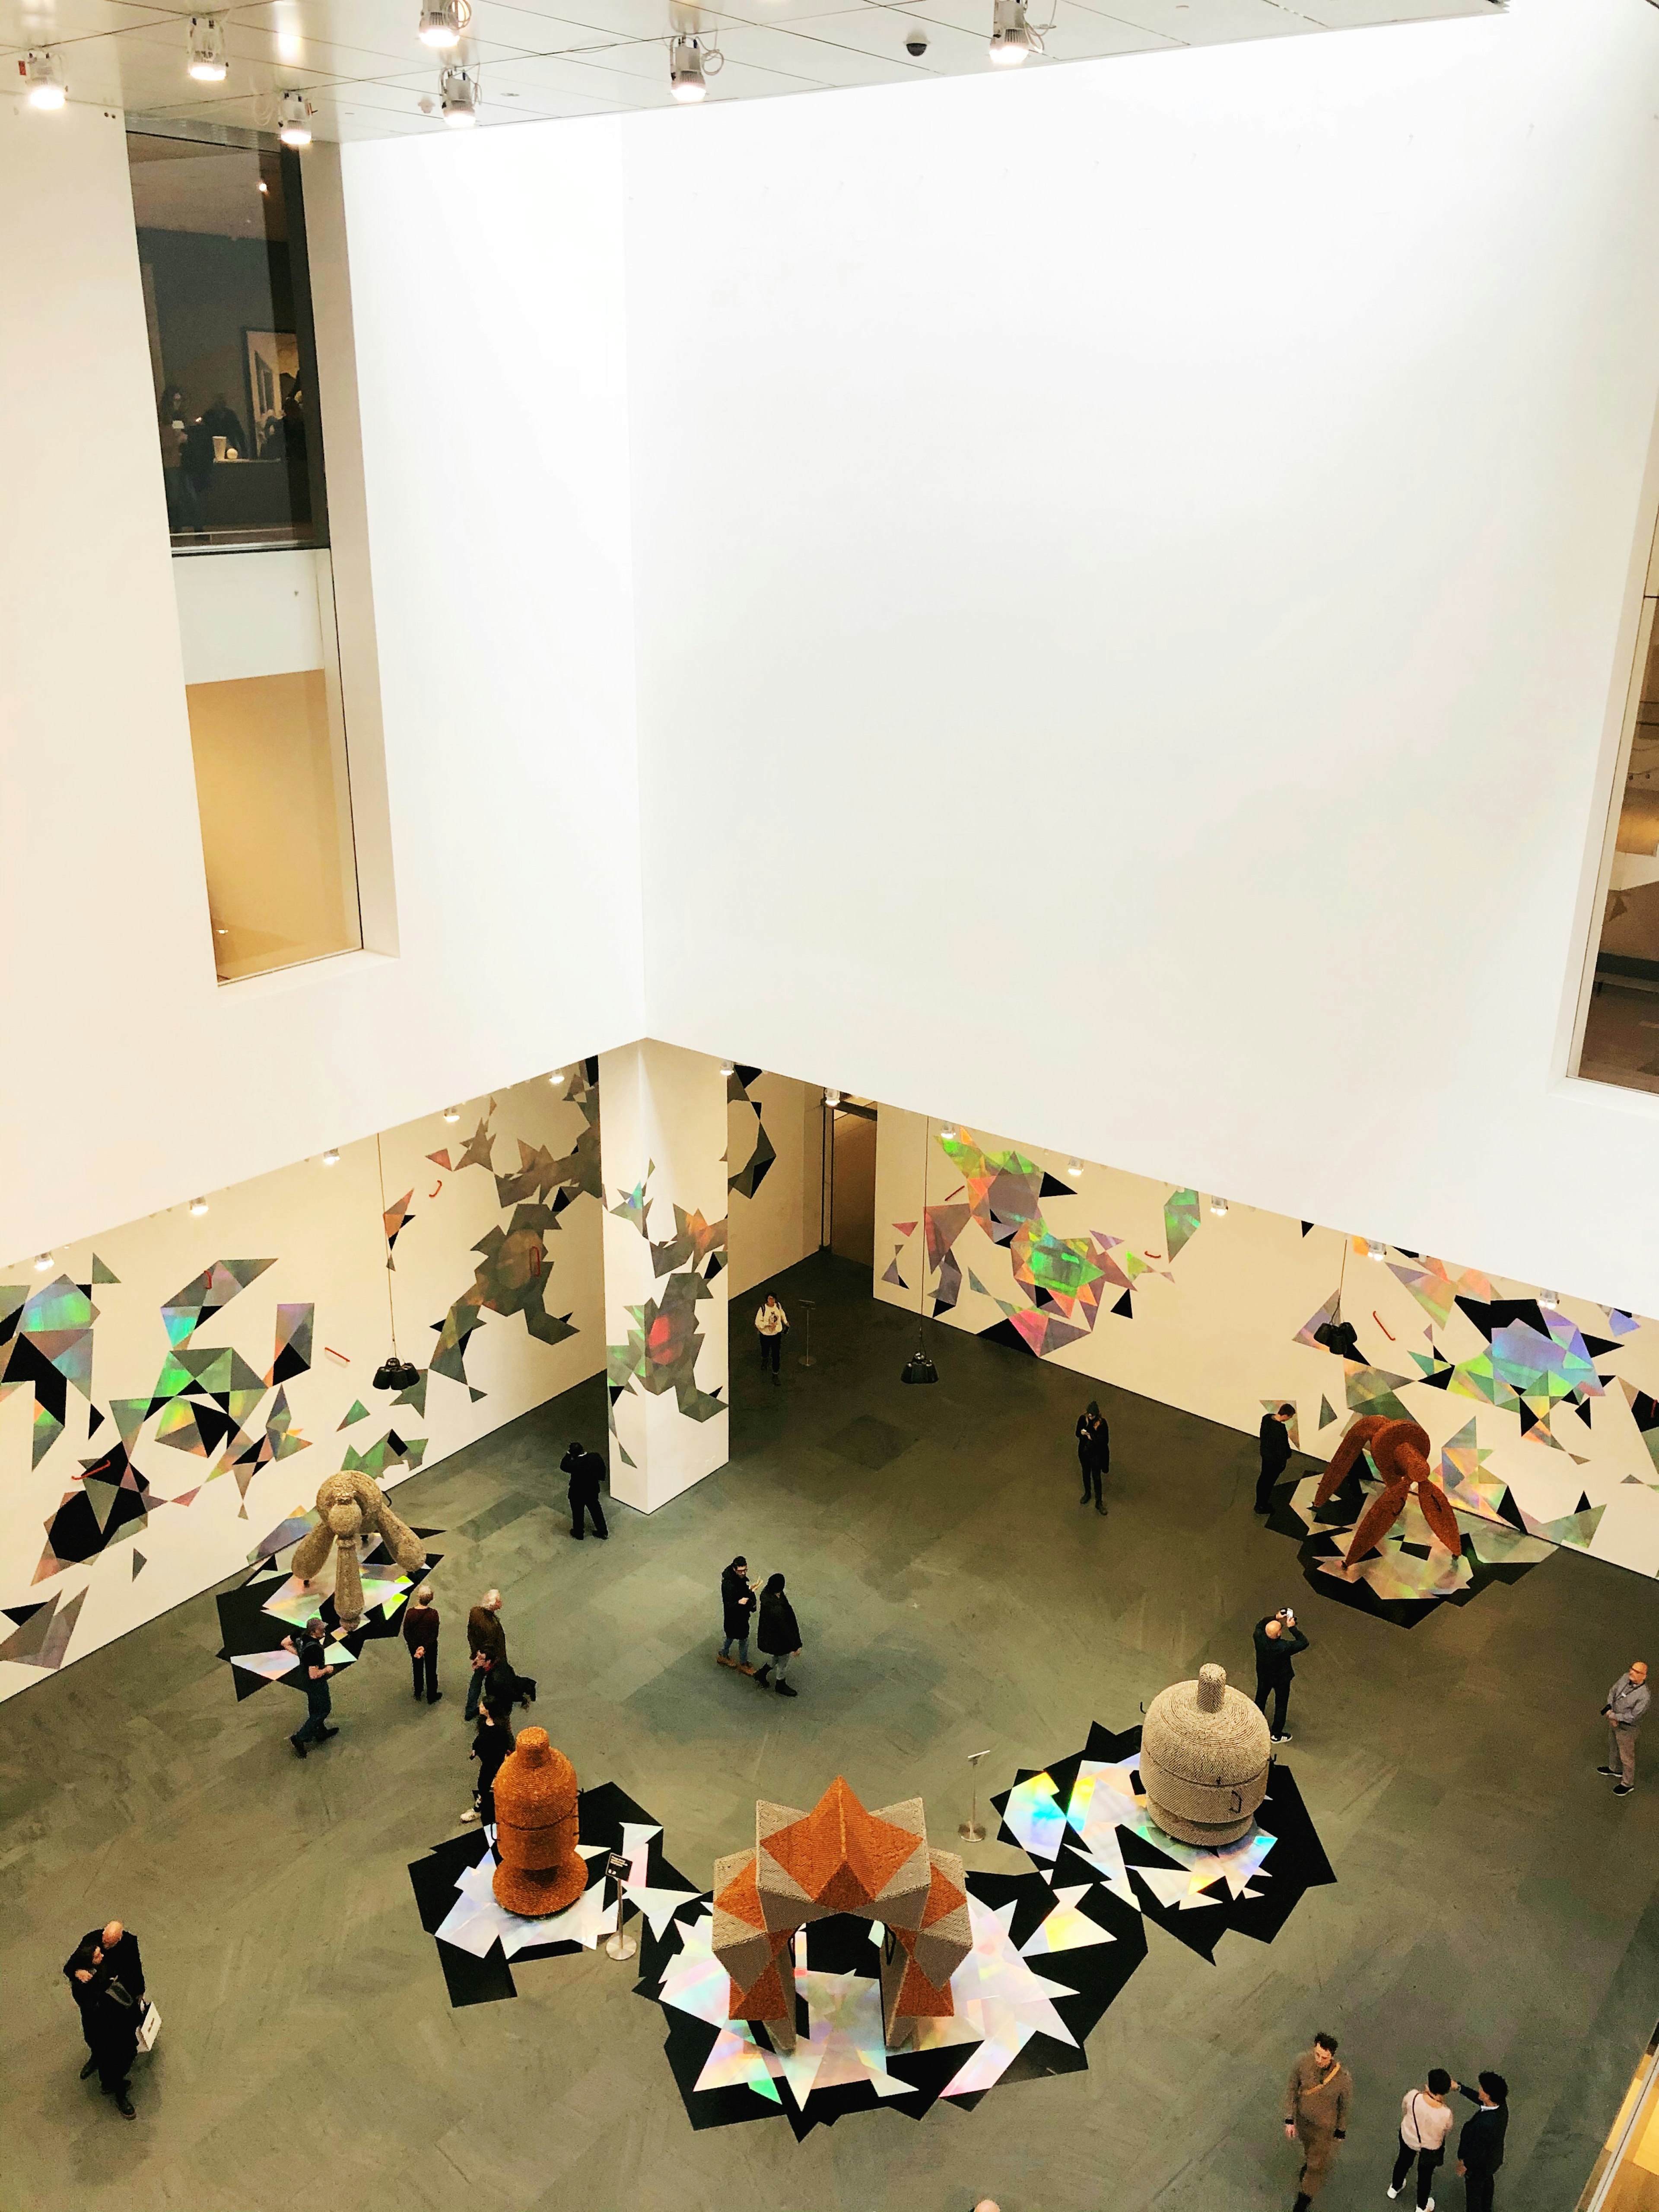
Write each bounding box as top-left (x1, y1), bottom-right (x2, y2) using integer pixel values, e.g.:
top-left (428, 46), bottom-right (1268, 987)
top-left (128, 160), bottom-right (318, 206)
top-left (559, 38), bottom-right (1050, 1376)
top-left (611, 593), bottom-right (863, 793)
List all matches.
top-left (491, 1729), bottom-right (587, 1918)
top-left (1315, 1416), bottom-right (1462, 1566)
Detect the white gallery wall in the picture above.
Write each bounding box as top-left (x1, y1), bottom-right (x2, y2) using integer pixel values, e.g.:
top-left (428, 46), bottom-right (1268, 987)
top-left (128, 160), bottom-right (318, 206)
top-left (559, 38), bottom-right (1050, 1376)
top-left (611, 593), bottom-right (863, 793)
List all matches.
top-left (0, 102), bottom-right (644, 1267)
top-left (624, 0), bottom-right (1659, 1319)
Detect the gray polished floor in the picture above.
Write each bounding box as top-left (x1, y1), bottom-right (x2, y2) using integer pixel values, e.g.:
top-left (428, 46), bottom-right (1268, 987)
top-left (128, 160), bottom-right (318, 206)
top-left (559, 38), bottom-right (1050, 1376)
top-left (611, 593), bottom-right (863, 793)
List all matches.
top-left (2, 1252), bottom-right (1654, 2212)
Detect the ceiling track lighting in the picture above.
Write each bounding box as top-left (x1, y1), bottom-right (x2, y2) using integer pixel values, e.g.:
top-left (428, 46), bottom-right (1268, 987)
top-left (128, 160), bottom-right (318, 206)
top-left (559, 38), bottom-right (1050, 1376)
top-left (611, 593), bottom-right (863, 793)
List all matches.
top-left (321, 1147), bottom-right (341, 1166)
top-left (189, 1196), bottom-right (210, 1216)
top-left (187, 16), bottom-right (228, 80)
top-left (940, 1123), bottom-right (958, 1143)
top-left (669, 31), bottom-right (720, 102)
top-left (988, 0), bottom-right (1042, 67)
top-left (418, 0), bottom-right (470, 47)
top-left (824, 1089), bottom-right (842, 1107)
top-left (1209, 1195), bottom-right (1228, 1216)
top-left (1540, 1289), bottom-right (1560, 1311)
top-left (22, 49), bottom-right (67, 107)
top-left (442, 1105), bottom-right (461, 1123)
top-left (718, 1058), bottom-right (736, 1077)
top-left (34, 1252), bottom-right (55, 1272)
top-left (1366, 1238), bottom-right (1386, 1261)
top-left (439, 60), bottom-right (480, 126)
top-left (277, 89), bottom-right (313, 145)
top-left (1066, 1158), bottom-right (1084, 1179)
top-left (549, 1068), bottom-right (565, 1084)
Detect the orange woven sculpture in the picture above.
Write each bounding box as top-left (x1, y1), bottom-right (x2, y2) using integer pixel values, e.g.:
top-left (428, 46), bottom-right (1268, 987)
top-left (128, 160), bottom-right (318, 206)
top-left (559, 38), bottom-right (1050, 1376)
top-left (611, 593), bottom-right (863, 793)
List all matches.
top-left (712, 1777), bottom-right (971, 2053)
top-left (1314, 1415), bottom-right (1462, 1566)
top-left (491, 1729), bottom-right (586, 1918)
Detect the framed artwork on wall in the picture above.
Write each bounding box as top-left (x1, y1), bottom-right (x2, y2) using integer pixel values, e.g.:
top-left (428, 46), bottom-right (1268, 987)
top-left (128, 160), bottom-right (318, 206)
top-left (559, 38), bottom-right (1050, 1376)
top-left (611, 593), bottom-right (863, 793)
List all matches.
top-left (244, 327), bottom-right (299, 460)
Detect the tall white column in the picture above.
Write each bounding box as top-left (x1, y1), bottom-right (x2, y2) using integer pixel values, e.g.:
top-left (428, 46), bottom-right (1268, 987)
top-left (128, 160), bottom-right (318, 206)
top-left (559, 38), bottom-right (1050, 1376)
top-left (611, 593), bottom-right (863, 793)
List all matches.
top-left (599, 1041), bottom-right (730, 1512)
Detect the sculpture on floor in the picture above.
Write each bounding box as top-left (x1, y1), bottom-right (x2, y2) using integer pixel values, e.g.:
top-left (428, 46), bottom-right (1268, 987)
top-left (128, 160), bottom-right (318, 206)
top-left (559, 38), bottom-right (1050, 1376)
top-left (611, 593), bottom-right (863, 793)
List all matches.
top-left (712, 1777), bottom-right (972, 2053)
top-left (492, 1730), bottom-right (587, 1917)
top-left (1139, 1663), bottom-right (1271, 1847)
top-left (289, 1467), bottom-right (427, 1631)
top-left (1313, 1415), bottom-right (1461, 1566)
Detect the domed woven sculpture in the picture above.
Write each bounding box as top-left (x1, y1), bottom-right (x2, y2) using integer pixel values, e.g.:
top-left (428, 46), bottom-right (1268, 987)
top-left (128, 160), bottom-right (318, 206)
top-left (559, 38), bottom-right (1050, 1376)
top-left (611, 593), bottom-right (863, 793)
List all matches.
top-left (1139, 1663), bottom-right (1271, 1846)
top-left (491, 1730), bottom-right (586, 1918)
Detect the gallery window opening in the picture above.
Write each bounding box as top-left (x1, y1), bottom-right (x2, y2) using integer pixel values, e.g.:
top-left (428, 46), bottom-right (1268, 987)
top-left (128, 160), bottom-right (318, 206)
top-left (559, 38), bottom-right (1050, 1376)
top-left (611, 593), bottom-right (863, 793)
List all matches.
top-left (128, 125), bottom-right (363, 984)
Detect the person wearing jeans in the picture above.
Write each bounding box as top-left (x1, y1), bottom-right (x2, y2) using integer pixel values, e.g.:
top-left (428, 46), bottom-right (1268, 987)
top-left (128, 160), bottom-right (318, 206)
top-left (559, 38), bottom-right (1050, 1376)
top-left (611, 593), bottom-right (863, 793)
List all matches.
top-left (1388, 2070), bottom-right (1456, 2209)
top-left (755, 1296), bottom-right (788, 1383)
top-left (282, 1619), bottom-right (337, 1756)
top-left (718, 1557), bottom-right (756, 1670)
top-left (403, 1586), bottom-right (441, 1704)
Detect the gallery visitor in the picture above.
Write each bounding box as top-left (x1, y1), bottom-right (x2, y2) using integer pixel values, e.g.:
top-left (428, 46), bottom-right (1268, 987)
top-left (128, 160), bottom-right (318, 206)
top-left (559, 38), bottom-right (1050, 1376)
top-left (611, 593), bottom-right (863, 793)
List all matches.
top-left (719, 1557), bottom-right (756, 1669)
top-left (753, 1573), bottom-right (802, 1697)
top-left (1388, 2066), bottom-right (1456, 2209)
top-left (462, 1685), bottom-right (515, 1827)
top-left (1256, 1402), bottom-right (1295, 1513)
top-left (1254, 1608), bottom-right (1309, 1744)
top-left (464, 1589), bottom-right (507, 1722)
top-left (281, 1617), bottom-right (338, 1756)
top-left (1454, 2073), bottom-right (1509, 2212)
top-left (1599, 1658), bottom-right (1648, 1795)
top-left (561, 1440), bottom-right (610, 1541)
top-left (755, 1294), bottom-right (788, 1382)
top-left (1075, 1400), bottom-right (1109, 1513)
top-left (1283, 2031), bottom-right (1352, 2208)
top-left (63, 1923), bottom-right (146, 2117)
top-left (403, 1584), bottom-right (442, 1705)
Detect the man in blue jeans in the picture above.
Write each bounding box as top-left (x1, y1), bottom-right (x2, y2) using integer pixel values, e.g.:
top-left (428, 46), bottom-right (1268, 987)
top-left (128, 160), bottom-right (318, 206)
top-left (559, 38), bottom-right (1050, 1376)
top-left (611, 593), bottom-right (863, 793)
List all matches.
top-left (282, 1618), bottom-right (337, 1756)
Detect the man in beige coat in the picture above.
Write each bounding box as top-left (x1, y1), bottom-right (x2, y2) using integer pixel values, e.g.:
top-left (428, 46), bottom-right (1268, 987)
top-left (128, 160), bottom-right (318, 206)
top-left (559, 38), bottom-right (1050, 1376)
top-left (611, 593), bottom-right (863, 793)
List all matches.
top-left (1284, 2032), bottom-right (1353, 2207)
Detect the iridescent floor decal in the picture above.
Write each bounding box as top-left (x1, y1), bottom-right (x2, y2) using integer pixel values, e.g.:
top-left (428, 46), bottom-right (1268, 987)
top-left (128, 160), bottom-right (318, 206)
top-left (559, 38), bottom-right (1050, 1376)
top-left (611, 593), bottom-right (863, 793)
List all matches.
top-left (213, 1526), bottom-right (443, 1700)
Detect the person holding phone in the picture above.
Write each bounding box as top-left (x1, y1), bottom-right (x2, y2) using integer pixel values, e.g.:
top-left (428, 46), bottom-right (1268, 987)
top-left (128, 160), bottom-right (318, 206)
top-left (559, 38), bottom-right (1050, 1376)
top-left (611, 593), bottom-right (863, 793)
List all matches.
top-left (1254, 1606), bottom-right (1310, 1744)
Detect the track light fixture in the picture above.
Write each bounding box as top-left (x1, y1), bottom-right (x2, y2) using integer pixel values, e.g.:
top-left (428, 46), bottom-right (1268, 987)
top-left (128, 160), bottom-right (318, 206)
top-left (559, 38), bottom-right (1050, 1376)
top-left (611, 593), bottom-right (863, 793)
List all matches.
top-left (34, 1252), bottom-right (54, 1271)
top-left (670, 32), bottom-right (719, 101)
top-left (321, 1147), bottom-right (341, 1166)
top-left (549, 1068), bottom-right (565, 1085)
top-left (988, 0), bottom-right (1040, 67)
top-left (443, 1105), bottom-right (461, 1123)
top-left (824, 1089), bottom-right (842, 1107)
top-left (418, 0), bottom-right (470, 46)
top-left (1367, 1238), bottom-right (1385, 1261)
top-left (440, 60), bottom-right (480, 125)
top-left (718, 1058), bottom-right (735, 1077)
top-left (22, 50), bottom-right (67, 107)
top-left (1210, 1195), bottom-right (1228, 1216)
top-left (277, 89), bottom-right (312, 145)
top-left (189, 1196), bottom-right (210, 1216)
top-left (1540, 1288), bottom-right (1560, 1311)
top-left (188, 17), bottom-right (228, 80)
top-left (940, 1124), bottom-right (958, 1142)
top-left (1066, 1159), bottom-right (1084, 1179)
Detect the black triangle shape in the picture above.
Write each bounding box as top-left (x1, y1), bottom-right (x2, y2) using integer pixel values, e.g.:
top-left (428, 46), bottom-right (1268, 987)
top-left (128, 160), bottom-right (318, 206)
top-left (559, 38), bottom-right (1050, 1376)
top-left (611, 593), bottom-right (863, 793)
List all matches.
top-left (981, 1319), bottom-right (1039, 1357)
top-left (1300, 1222), bottom-right (1314, 1237)
top-left (1111, 1290), bottom-right (1133, 1318)
top-left (1038, 1173), bottom-right (1074, 1198)
top-left (87, 1407), bottom-right (105, 1437)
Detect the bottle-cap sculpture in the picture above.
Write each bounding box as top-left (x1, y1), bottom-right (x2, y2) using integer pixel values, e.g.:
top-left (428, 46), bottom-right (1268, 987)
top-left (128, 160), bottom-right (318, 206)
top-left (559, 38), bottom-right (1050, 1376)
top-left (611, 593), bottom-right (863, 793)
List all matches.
top-left (1138, 1662), bottom-right (1271, 1847)
top-left (712, 1776), bottom-right (971, 2053)
top-left (491, 1730), bottom-right (587, 1917)
top-left (288, 1468), bottom-right (427, 1630)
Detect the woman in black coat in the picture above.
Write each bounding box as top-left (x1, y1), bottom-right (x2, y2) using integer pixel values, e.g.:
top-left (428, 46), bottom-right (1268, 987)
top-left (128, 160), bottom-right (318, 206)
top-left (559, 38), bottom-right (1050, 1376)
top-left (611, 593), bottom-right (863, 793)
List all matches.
top-left (753, 1573), bottom-right (801, 1697)
top-left (719, 1557), bottom-right (756, 1670)
top-left (463, 1701), bottom-right (514, 1827)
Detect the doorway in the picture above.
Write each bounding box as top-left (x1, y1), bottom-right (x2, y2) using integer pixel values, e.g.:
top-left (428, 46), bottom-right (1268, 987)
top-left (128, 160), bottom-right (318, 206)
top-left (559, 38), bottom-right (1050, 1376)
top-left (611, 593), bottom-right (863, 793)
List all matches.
top-left (830, 1103), bottom-right (877, 1267)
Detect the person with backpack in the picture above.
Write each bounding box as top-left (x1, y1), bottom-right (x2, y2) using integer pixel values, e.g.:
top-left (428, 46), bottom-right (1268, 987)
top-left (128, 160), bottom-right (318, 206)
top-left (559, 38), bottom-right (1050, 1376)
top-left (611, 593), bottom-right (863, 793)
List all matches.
top-left (753, 1573), bottom-right (802, 1697)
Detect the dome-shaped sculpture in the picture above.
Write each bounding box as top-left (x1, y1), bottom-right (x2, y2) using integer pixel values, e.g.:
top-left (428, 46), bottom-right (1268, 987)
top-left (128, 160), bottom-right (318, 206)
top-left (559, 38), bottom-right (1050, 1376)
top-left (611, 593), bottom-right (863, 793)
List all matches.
top-left (492, 1730), bottom-right (586, 1917)
top-left (1139, 1662), bottom-right (1271, 1846)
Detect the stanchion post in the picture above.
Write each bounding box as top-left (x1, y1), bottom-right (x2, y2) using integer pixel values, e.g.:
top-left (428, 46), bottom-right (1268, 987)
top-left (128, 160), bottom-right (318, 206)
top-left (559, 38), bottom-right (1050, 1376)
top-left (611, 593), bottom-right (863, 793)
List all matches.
top-left (604, 1848), bottom-right (637, 1961)
top-left (959, 1748), bottom-right (990, 1842)
top-left (798, 1298), bottom-right (816, 1369)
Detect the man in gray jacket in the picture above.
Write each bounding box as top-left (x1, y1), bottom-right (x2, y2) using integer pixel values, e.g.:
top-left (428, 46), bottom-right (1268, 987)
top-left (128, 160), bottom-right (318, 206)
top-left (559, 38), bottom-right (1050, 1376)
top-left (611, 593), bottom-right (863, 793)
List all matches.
top-left (1598, 1659), bottom-right (1648, 1796)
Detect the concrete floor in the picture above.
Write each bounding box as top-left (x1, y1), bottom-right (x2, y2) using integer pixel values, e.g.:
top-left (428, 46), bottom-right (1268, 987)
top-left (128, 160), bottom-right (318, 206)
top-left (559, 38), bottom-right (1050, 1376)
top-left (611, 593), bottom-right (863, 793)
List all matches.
top-left (2, 1251), bottom-right (1655, 2212)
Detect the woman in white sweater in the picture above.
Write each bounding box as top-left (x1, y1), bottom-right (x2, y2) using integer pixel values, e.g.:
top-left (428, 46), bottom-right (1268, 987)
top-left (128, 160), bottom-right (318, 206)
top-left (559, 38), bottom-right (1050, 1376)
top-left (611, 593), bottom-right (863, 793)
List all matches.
top-left (1388, 2068), bottom-right (1457, 2212)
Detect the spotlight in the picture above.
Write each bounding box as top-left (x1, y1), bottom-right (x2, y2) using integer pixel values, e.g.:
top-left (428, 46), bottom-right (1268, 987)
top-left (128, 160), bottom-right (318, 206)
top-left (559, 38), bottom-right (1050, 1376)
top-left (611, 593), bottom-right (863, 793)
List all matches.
top-left (277, 89), bottom-right (312, 145)
top-left (23, 50), bottom-right (67, 107)
top-left (321, 1147), bottom-right (341, 1166)
top-left (33, 1252), bottom-right (54, 1272)
top-left (669, 32), bottom-right (708, 101)
top-left (372, 1354), bottom-right (421, 1392)
top-left (1540, 1288), bottom-right (1560, 1311)
top-left (988, 0), bottom-right (1038, 66)
top-left (824, 1089), bottom-right (842, 1107)
top-left (1066, 1159), bottom-right (1084, 1179)
top-left (900, 1339), bottom-right (938, 1386)
top-left (1210, 1195), bottom-right (1228, 1216)
top-left (443, 1105), bottom-right (461, 1123)
top-left (719, 1059), bottom-right (735, 1077)
top-left (548, 1068), bottom-right (565, 1085)
top-left (439, 61), bottom-right (479, 125)
top-left (940, 1124), bottom-right (957, 1142)
top-left (187, 16), bottom-right (228, 79)
top-left (1367, 1239), bottom-right (1385, 1260)
top-left (189, 1196), bottom-right (210, 1216)
top-left (417, 0), bottom-right (470, 46)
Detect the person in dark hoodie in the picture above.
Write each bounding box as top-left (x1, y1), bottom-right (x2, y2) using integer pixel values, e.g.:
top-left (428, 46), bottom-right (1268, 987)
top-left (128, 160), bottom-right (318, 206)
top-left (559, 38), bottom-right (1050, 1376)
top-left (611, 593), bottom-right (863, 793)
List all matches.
top-left (1075, 1402), bottom-right (1109, 1514)
top-left (1256, 1403), bottom-right (1295, 1513)
top-left (718, 1557), bottom-right (756, 1672)
top-left (1454, 2072), bottom-right (1508, 2212)
top-left (753, 1573), bottom-right (801, 1697)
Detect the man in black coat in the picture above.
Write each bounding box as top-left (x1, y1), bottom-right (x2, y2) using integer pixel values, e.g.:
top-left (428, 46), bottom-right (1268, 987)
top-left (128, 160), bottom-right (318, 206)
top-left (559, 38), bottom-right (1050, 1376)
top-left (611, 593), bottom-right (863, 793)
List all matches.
top-left (64, 1923), bottom-right (144, 2115)
top-left (1075, 1402), bottom-right (1109, 1515)
top-left (1454, 2072), bottom-right (1508, 2212)
top-left (1253, 1608), bottom-right (1309, 1743)
top-left (560, 1440), bottom-right (609, 1541)
top-left (753, 1574), bottom-right (802, 1697)
top-left (1256, 1404), bottom-right (1294, 1513)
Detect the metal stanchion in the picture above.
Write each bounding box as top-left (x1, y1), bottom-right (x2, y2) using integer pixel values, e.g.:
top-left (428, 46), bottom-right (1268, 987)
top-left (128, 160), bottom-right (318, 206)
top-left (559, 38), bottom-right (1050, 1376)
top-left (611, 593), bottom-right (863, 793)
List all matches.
top-left (798, 1298), bottom-right (817, 1369)
top-left (959, 1748), bottom-right (990, 1843)
top-left (603, 1849), bottom-right (637, 1961)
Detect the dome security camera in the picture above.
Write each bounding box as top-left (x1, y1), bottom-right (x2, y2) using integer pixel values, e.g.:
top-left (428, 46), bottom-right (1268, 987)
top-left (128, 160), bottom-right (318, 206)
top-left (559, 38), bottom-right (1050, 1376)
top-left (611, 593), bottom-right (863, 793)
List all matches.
top-left (904, 25), bottom-right (928, 54)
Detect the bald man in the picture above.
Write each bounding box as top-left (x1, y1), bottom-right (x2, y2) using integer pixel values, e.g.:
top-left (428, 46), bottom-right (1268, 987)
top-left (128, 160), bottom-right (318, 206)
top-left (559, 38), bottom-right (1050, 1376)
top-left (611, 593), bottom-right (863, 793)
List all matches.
top-left (63, 1920), bottom-right (145, 2114)
top-left (1599, 1659), bottom-right (1649, 1796)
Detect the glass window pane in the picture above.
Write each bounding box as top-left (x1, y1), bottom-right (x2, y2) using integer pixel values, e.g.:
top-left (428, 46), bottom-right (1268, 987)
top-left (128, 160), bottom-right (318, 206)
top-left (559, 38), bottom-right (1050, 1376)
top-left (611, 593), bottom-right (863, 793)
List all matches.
top-left (187, 666), bottom-right (362, 981)
top-left (129, 133), bottom-right (327, 553)
top-left (1579, 610), bottom-right (1659, 1094)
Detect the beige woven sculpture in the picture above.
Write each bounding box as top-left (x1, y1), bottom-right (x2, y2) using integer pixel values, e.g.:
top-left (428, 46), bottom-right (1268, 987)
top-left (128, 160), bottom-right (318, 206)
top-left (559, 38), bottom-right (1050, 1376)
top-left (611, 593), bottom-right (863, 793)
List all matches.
top-left (1138, 1662), bottom-right (1271, 1846)
top-left (289, 1468), bottom-right (427, 1630)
